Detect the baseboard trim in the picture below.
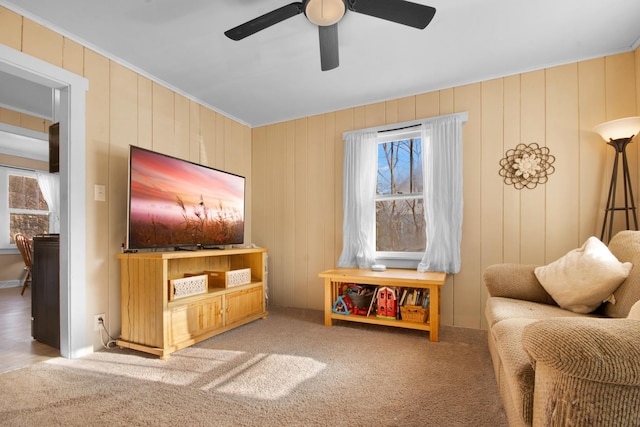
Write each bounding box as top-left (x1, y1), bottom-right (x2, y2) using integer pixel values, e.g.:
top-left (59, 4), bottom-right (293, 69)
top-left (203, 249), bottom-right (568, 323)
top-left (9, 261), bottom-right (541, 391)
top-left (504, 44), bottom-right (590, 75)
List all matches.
top-left (0, 280), bottom-right (21, 289)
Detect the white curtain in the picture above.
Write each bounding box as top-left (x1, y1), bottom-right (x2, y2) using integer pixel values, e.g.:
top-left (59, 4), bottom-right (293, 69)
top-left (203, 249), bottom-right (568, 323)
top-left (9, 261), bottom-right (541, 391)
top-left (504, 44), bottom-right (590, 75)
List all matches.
top-left (417, 114), bottom-right (465, 273)
top-left (36, 171), bottom-right (60, 233)
top-left (337, 131), bottom-right (378, 268)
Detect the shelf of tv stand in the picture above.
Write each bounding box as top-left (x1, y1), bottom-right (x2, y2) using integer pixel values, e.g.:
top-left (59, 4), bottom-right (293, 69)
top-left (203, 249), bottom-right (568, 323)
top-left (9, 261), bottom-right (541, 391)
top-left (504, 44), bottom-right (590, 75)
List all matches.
top-left (318, 267), bottom-right (446, 342)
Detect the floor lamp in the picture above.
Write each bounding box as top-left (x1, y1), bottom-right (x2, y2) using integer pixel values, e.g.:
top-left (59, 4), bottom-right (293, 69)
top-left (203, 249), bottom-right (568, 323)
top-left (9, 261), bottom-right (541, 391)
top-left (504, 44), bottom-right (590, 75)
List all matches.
top-left (594, 116), bottom-right (640, 243)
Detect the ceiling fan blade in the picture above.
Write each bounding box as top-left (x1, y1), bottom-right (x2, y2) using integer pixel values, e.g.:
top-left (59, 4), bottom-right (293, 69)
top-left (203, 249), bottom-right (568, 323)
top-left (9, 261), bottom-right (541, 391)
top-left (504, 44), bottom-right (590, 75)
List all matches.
top-left (224, 2), bottom-right (304, 41)
top-left (347, 0), bottom-right (436, 29)
top-left (318, 24), bottom-right (339, 71)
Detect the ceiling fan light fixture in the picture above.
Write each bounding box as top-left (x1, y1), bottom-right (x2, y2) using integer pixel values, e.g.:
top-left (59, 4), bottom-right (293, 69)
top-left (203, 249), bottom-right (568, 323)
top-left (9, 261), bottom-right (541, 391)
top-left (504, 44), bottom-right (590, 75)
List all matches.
top-left (304, 0), bottom-right (346, 26)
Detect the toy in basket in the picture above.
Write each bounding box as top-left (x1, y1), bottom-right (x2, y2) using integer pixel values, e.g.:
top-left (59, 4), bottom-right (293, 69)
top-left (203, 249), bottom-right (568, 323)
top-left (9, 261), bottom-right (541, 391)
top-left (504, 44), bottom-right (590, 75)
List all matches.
top-left (400, 305), bottom-right (429, 323)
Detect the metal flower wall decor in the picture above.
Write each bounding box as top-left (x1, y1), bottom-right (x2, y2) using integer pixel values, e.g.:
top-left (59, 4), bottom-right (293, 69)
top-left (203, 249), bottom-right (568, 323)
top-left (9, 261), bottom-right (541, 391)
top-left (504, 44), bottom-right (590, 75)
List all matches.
top-left (499, 143), bottom-right (555, 190)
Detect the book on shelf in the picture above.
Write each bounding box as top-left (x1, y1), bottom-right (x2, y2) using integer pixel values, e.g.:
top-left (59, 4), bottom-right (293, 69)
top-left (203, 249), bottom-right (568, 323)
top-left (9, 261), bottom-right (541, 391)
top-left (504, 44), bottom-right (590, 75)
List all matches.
top-left (366, 287), bottom-right (379, 317)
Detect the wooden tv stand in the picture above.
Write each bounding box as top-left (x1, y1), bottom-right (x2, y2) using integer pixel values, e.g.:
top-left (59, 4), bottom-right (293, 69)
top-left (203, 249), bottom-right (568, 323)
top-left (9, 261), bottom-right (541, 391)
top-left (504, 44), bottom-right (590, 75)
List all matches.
top-left (116, 247), bottom-right (268, 359)
top-left (318, 268), bottom-right (446, 342)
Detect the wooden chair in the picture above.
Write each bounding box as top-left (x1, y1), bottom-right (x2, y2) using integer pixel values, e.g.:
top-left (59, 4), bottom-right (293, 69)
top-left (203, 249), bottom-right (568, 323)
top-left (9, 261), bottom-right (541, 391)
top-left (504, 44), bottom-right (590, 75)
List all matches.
top-left (15, 233), bottom-right (33, 296)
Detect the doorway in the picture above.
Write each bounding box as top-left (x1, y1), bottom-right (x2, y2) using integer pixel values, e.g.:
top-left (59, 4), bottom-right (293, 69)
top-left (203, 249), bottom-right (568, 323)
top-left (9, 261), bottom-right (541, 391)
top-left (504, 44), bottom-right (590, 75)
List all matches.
top-left (0, 44), bottom-right (89, 359)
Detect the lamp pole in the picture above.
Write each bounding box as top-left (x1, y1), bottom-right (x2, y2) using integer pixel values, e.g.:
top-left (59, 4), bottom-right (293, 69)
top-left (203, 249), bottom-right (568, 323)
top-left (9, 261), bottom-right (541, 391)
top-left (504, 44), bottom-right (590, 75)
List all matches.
top-left (601, 136), bottom-right (638, 243)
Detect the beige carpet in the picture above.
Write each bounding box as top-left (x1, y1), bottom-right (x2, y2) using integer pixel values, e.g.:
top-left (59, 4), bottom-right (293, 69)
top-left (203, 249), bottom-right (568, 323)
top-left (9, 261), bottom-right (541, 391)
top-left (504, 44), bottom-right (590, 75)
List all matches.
top-left (0, 306), bottom-right (507, 426)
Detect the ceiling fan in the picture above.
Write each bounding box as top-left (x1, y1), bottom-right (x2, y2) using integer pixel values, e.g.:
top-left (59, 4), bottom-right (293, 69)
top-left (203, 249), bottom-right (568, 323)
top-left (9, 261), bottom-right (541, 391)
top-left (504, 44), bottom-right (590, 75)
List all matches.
top-left (224, 0), bottom-right (436, 71)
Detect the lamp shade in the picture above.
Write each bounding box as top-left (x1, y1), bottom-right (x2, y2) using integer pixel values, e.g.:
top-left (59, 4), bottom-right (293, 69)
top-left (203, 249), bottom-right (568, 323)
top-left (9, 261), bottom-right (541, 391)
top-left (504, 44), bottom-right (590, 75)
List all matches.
top-left (593, 116), bottom-right (640, 141)
top-left (305, 0), bottom-right (346, 26)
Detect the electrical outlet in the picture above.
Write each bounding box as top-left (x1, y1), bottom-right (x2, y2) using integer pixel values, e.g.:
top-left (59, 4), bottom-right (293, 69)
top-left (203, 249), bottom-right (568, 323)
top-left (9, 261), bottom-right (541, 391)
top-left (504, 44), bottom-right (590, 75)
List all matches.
top-left (94, 313), bottom-right (105, 331)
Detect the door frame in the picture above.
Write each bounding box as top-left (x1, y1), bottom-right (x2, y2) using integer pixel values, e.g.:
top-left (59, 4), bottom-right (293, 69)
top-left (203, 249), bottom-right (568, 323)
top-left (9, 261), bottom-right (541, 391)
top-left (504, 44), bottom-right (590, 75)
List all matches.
top-left (0, 44), bottom-right (89, 358)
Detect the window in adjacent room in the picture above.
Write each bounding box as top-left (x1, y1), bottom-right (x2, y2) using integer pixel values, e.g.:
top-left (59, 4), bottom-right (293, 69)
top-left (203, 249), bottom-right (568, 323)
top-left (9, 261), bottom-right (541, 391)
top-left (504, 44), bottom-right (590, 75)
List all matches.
top-left (0, 167), bottom-right (50, 248)
top-left (376, 127), bottom-right (425, 258)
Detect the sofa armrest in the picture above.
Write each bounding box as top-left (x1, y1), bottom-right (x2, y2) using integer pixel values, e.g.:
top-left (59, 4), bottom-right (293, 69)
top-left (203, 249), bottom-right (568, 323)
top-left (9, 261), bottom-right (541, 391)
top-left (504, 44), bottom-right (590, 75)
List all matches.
top-left (522, 317), bottom-right (640, 385)
top-left (522, 318), bottom-right (640, 426)
top-left (483, 263), bottom-right (556, 305)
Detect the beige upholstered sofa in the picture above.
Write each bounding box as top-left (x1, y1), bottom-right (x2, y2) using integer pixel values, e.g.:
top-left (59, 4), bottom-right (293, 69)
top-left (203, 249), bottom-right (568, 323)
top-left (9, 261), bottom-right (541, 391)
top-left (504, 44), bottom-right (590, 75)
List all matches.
top-left (484, 230), bottom-right (640, 427)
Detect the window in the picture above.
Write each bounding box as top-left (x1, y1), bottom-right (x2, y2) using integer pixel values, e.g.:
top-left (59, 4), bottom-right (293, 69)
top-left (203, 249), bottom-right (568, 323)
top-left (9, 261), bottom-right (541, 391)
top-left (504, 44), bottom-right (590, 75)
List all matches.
top-left (339, 112), bottom-right (466, 273)
top-left (376, 128), bottom-right (425, 257)
top-left (0, 167), bottom-right (50, 250)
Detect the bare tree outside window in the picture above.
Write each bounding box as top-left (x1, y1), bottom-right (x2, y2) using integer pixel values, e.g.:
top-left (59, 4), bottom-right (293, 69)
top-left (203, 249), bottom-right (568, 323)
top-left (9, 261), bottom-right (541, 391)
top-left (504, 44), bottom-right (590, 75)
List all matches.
top-left (8, 174), bottom-right (49, 243)
top-left (376, 138), bottom-right (426, 252)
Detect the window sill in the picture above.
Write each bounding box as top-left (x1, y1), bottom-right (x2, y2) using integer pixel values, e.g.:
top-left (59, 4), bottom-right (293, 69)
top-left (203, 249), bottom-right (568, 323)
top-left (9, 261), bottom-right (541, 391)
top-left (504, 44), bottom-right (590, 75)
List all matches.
top-left (376, 253), bottom-right (422, 269)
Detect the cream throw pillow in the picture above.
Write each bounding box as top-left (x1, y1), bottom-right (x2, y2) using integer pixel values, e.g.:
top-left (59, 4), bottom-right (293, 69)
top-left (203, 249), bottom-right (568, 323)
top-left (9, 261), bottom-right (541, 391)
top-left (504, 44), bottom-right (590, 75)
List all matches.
top-left (628, 300), bottom-right (640, 320)
top-left (534, 236), bottom-right (632, 313)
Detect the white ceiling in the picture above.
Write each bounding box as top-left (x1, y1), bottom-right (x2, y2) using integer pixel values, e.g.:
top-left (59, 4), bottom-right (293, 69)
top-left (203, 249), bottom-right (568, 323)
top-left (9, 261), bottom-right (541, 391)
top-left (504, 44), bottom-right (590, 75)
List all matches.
top-left (1, 0), bottom-right (640, 128)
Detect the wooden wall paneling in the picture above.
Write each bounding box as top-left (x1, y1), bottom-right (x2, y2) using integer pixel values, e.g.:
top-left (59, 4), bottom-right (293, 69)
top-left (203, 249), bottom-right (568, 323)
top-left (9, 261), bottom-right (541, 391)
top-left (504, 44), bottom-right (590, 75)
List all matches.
top-left (416, 91), bottom-right (440, 119)
top-left (220, 115), bottom-right (232, 171)
top-left (605, 53), bottom-right (637, 120)
top-left (397, 96), bottom-right (416, 122)
top-left (365, 102), bottom-right (386, 128)
top-left (188, 100), bottom-right (201, 163)
top-left (0, 108), bottom-right (21, 127)
top-left (519, 70), bottom-right (547, 265)
top-left (109, 61), bottom-right (138, 334)
top-left (110, 62), bottom-right (138, 151)
top-left (174, 93), bottom-right (190, 161)
top-left (480, 78), bottom-right (505, 330)
top-left (282, 121), bottom-right (297, 306)
top-left (84, 49), bottom-right (110, 345)
top-left (307, 114), bottom-right (326, 310)
top-left (251, 126), bottom-right (268, 248)
top-left (242, 124), bottom-right (253, 243)
top-left (18, 114), bottom-right (46, 132)
top-left (636, 47), bottom-right (640, 115)
top-left (62, 38), bottom-right (84, 76)
top-left (353, 106), bottom-right (366, 130)
top-left (199, 107), bottom-right (215, 166)
top-left (151, 82), bottom-right (175, 156)
top-left (0, 109), bottom-right (52, 132)
top-left (213, 113), bottom-right (224, 169)
top-left (578, 59), bottom-right (607, 241)
top-left (137, 76), bottom-right (153, 150)
top-left (604, 53), bottom-right (638, 236)
top-left (251, 126), bottom-right (269, 299)
top-left (453, 83), bottom-right (483, 328)
top-left (385, 99), bottom-right (399, 124)
top-left (502, 75), bottom-right (522, 263)
top-left (294, 118), bottom-right (309, 307)
top-left (0, 6), bottom-right (22, 50)
top-left (0, 153), bottom-right (46, 170)
top-left (322, 112), bottom-right (336, 285)
top-left (545, 64), bottom-right (580, 260)
top-left (21, 18), bottom-right (63, 67)
top-left (439, 88), bottom-right (454, 115)
top-left (266, 123), bottom-right (286, 306)
top-left (225, 120), bottom-right (243, 175)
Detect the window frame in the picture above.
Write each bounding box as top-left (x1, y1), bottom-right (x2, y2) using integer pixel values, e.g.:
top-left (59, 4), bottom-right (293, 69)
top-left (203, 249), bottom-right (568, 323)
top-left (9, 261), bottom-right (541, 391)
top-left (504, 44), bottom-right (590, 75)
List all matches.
top-left (374, 127), bottom-right (426, 264)
top-left (0, 166), bottom-right (51, 254)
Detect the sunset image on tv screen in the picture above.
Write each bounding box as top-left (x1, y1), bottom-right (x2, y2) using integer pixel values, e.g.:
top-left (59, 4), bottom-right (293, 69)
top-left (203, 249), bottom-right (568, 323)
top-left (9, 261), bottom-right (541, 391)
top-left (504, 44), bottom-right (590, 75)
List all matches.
top-left (128, 147), bottom-right (245, 249)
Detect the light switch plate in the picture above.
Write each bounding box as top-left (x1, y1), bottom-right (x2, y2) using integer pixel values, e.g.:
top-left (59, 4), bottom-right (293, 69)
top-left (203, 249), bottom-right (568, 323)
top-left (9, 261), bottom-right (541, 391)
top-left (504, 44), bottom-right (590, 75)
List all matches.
top-left (94, 184), bottom-right (106, 201)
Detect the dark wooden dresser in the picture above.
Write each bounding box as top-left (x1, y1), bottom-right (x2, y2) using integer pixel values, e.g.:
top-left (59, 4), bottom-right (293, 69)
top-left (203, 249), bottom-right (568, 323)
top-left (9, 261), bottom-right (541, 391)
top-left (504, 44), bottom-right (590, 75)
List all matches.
top-left (31, 234), bottom-right (60, 348)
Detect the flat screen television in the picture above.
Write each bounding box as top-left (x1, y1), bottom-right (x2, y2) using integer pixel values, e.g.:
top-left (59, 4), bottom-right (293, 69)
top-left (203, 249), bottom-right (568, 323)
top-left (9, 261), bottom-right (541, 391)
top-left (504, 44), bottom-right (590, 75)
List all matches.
top-left (126, 145), bottom-right (245, 251)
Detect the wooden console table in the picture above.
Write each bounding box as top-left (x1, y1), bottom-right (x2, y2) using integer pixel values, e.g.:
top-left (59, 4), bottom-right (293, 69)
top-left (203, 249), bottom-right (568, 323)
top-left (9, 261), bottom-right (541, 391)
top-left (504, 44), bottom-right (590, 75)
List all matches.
top-left (318, 268), bottom-right (446, 342)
